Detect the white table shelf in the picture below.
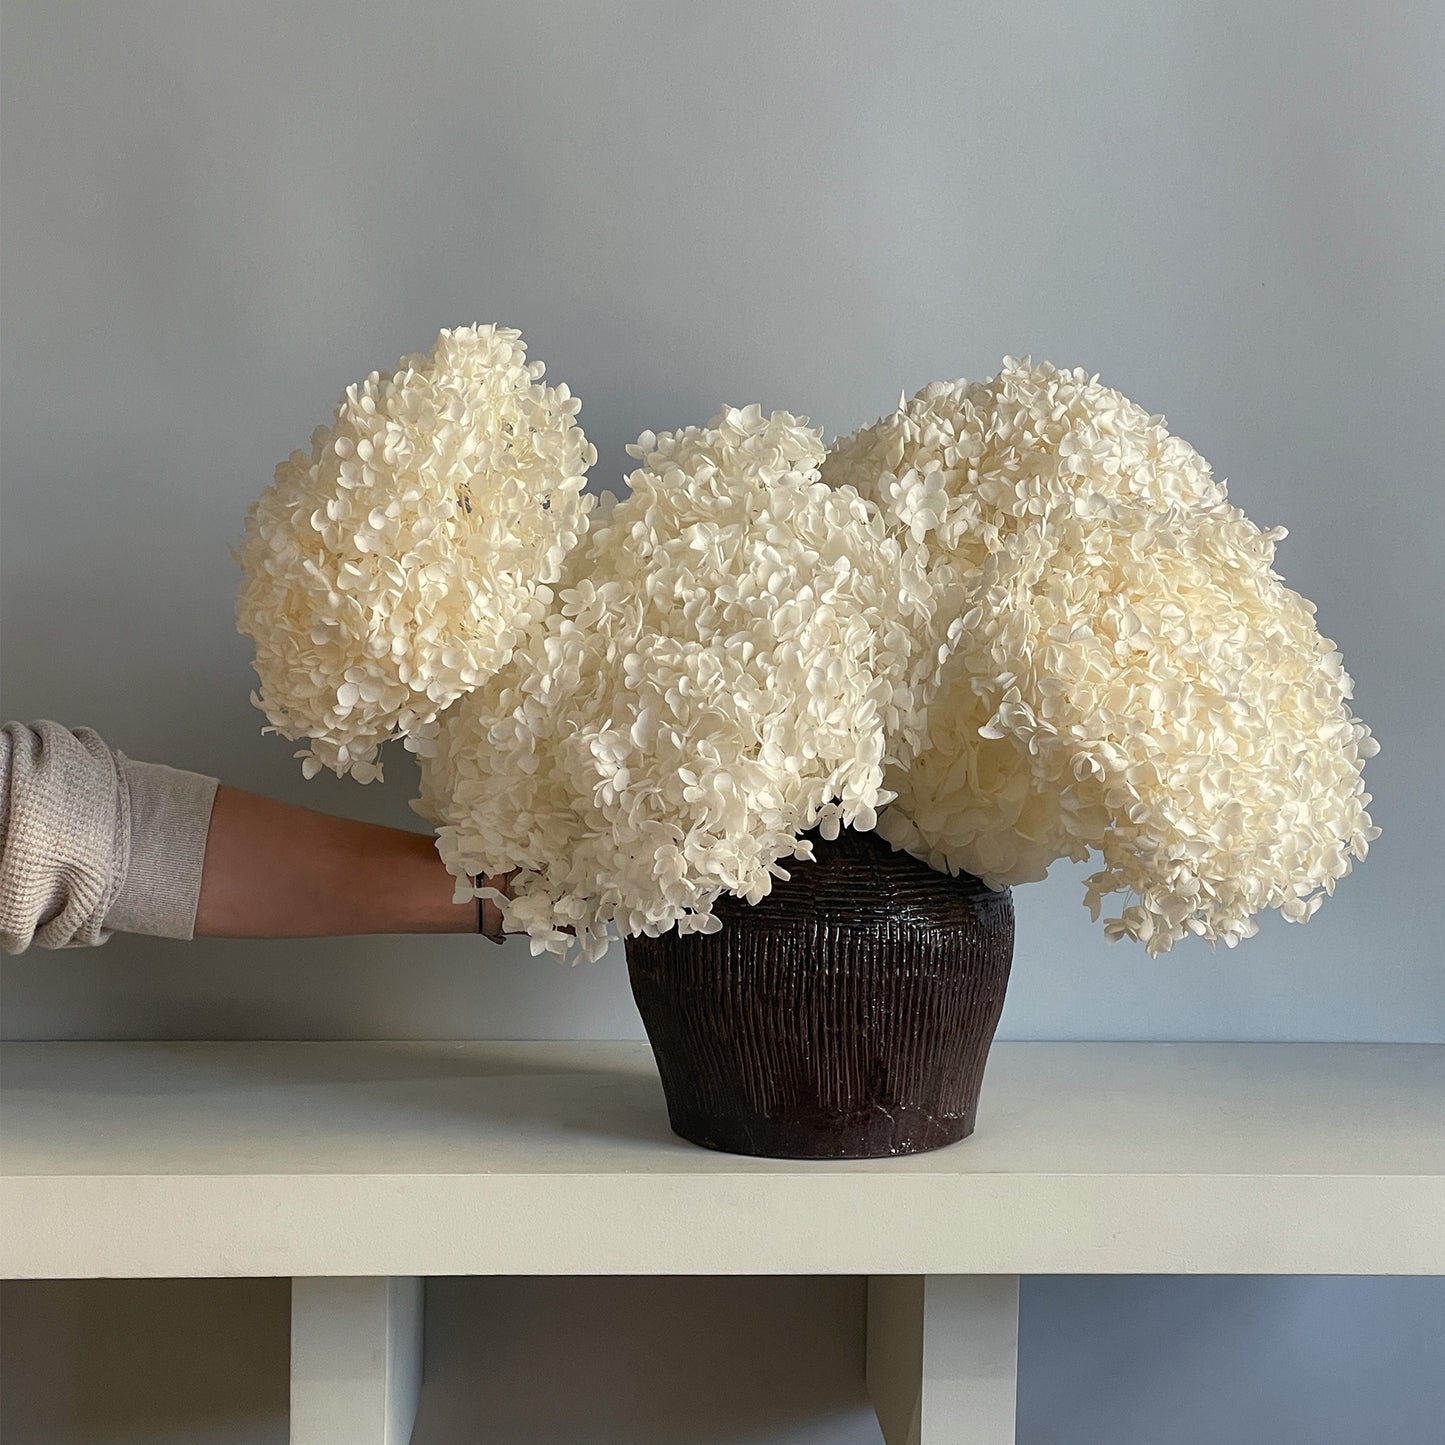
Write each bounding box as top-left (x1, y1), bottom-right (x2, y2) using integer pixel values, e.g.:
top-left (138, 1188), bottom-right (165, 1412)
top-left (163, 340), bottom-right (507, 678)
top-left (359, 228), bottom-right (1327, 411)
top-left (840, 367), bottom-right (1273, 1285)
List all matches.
top-left (3, 1040), bottom-right (1442, 1444)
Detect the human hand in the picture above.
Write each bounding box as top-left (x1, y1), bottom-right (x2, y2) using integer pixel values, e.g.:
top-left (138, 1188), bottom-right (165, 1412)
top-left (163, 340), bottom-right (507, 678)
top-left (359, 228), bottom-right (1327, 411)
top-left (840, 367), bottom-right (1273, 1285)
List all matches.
top-left (475, 870), bottom-right (517, 944)
top-left (475, 872), bottom-right (583, 945)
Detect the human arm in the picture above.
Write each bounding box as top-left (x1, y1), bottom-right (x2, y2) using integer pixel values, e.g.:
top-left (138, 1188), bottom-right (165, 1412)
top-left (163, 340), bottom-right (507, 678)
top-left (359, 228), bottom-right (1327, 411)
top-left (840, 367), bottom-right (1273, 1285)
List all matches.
top-left (193, 784), bottom-right (505, 938)
top-left (0, 720), bottom-right (502, 952)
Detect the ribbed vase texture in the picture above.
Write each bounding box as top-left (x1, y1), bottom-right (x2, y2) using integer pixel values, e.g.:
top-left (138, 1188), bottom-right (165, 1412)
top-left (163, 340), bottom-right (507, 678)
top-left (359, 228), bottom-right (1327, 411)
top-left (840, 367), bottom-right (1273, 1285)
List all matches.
top-left (625, 826), bottom-right (1014, 1159)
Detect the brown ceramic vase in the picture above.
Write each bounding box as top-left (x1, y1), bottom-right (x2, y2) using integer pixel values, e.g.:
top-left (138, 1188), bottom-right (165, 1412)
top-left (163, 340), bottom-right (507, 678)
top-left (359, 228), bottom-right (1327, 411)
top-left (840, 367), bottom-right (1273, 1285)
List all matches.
top-left (624, 825), bottom-right (1014, 1160)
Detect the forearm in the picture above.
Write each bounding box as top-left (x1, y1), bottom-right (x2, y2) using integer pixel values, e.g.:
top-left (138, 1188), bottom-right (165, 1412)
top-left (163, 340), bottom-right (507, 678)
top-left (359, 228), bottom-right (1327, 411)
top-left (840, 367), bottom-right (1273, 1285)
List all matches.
top-left (194, 785), bottom-right (479, 938)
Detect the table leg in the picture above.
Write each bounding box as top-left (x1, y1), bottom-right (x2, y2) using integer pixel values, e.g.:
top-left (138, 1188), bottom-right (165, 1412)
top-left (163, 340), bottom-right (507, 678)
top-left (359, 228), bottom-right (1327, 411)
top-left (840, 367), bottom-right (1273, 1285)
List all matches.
top-left (290, 1277), bottom-right (424, 1445)
top-left (867, 1275), bottom-right (1020, 1444)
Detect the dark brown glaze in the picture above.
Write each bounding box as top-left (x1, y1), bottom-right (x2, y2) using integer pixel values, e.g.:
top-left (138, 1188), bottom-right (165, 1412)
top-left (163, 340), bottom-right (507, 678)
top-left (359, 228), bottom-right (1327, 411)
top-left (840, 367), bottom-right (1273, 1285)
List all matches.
top-left (625, 826), bottom-right (1015, 1159)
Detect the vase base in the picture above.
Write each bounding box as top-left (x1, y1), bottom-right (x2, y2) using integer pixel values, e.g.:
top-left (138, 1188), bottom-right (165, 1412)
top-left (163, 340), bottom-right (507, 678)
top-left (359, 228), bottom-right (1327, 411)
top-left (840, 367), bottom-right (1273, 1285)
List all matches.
top-left (662, 1102), bottom-right (977, 1160)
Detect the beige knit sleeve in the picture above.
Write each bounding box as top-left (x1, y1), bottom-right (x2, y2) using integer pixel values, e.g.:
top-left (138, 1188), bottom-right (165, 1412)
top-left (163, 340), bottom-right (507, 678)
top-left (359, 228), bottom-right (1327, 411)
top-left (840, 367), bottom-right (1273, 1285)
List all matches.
top-left (0, 720), bottom-right (219, 954)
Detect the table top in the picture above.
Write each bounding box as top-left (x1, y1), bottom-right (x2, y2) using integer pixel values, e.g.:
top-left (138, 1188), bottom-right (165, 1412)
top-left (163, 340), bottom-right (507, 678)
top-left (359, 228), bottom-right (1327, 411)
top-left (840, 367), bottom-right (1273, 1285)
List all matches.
top-left (3, 1040), bottom-right (1441, 1278)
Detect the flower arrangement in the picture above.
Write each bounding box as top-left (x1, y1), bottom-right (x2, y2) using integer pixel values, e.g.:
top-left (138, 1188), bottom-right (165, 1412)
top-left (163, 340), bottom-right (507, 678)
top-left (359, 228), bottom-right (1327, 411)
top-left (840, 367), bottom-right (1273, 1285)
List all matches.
top-left (238, 333), bottom-right (1378, 961)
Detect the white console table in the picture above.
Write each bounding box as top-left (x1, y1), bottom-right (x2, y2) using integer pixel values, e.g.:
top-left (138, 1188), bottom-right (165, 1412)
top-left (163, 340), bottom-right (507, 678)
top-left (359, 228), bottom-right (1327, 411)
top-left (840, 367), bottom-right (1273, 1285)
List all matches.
top-left (3, 1040), bottom-right (1441, 1444)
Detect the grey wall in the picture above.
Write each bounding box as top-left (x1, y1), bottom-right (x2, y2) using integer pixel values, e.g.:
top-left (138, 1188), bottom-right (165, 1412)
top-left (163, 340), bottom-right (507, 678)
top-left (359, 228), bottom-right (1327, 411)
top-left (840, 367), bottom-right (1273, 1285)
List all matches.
top-left (2, 2), bottom-right (1442, 1443)
top-left (4, 0), bottom-right (1443, 1047)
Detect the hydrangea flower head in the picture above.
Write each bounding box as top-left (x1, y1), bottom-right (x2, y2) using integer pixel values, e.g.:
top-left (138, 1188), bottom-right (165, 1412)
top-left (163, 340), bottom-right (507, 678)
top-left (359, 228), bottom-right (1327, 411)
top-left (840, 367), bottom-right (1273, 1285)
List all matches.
top-left (236, 325), bottom-right (595, 781)
top-left (415, 405), bottom-right (954, 960)
top-left (825, 358), bottom-right (1379, 954)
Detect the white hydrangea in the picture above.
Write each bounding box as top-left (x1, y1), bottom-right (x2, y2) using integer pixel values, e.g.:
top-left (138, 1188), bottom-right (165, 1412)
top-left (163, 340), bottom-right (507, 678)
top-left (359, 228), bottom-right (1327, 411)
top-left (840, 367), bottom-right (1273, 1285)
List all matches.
top-left (825, 358), bottom-right (1379, 954)
top-left (414, 405), bottom-right (953, 961)
top-left (236, 325), bottom-right (595, 781)
top-left (823, 361), bottom-right (1229, 568)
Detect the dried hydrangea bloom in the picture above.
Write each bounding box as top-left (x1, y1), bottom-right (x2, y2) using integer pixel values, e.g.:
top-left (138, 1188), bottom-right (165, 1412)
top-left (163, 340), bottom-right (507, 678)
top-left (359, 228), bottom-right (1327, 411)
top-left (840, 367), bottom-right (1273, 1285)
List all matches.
top-left (826, 358), bottom-right (1379, 953)
top-left (823, 359), bottom-right (1229, 570)
top-left (414, 405), bottom-right (953, 961)
top-left (236, 325), bottom-right (595, 781)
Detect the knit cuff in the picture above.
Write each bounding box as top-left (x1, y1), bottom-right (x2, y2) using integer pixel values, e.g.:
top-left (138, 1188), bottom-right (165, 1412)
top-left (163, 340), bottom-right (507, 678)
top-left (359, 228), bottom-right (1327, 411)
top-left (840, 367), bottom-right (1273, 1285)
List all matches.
top-left (106, 759), bottom-right (220, 940)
